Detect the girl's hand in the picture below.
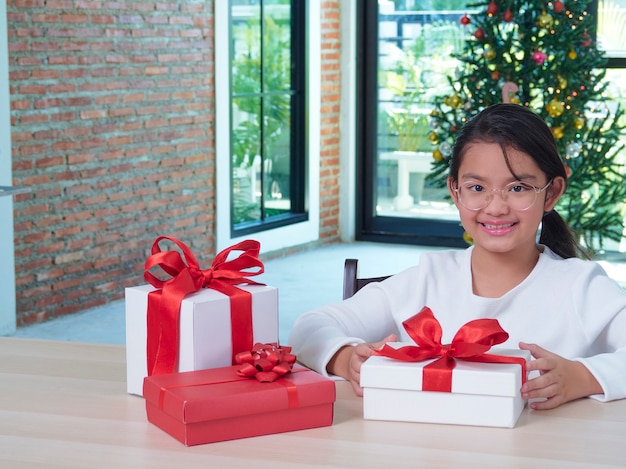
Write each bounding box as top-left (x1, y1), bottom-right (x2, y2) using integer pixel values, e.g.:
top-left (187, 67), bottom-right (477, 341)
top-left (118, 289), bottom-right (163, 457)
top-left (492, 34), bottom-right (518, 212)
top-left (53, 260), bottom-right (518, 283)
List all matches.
top-left (519, 342), bottom-right (603, 410)
top-left (327, 334), bottom-right (398, 396)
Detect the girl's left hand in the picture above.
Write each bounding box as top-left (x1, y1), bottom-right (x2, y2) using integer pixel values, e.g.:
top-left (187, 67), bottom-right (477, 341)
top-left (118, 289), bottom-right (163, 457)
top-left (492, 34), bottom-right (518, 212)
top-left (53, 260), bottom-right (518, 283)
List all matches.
top-left (519, 342), bottom-right (603, 410)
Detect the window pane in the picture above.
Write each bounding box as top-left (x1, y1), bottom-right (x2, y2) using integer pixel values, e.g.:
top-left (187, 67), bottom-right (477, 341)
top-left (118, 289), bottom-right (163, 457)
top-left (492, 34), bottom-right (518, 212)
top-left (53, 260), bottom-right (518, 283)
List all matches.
top-left (598, 0), bottom-right (626, 57)
top-left (264, 94), bottom-right (292, 214)
top-left (377, 2), bottom-right (470, 220)
top-left (263, 1), bottom-right (292, 92)
top-left (232, 1), bottom-right (261, 94)
top-left (230, 0), bottom-right (302, 232)
top-left (232, 96), bottom-right (262, 224)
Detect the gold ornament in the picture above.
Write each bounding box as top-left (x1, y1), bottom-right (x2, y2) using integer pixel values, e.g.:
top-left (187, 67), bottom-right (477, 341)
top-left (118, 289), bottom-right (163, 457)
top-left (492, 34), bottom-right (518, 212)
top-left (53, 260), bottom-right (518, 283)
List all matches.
top-left (462, 231), bottom-right (474, 245)
top-left (558, 75), bottom-right (568, 89)
top-left (537, 11), bottom-right (554, 29)
top-left (428, 131), bottom-right (440, 144)
top-left (574, 117), bottom-right (585, 130)
top-left (546, 99), bottom-right (564, 118)
top-left (509, 96), bottom-right (521, 104)
top-left (485, 48), bottom-right (496, 61)
top-left (445, 93), bottom-right (462, 109)
top-left (432, 148), bottom-right (444, 162)
top-left (568, 48), bottom-right (577, 60)
top-left (552, 126), bottom-right (564, 139)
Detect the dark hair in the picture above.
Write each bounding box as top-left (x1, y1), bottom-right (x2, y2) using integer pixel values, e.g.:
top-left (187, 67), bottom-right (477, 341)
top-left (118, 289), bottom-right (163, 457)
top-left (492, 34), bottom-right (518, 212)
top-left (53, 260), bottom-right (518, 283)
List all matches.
top-left (449, 103), bottom-right (587, 259)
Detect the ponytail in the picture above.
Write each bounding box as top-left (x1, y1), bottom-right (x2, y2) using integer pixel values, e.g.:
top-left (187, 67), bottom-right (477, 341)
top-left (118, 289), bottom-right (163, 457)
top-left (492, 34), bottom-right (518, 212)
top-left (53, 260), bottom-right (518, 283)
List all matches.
top-left (540, 210), bottom-right (590, 259)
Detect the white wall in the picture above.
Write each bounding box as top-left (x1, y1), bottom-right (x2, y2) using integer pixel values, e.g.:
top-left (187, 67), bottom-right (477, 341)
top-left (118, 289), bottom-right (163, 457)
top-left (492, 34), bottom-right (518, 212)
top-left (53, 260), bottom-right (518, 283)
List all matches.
top-left (339, 0), bottom-right (357, 242)
top-left (0, 2), bottom-right (17, 335)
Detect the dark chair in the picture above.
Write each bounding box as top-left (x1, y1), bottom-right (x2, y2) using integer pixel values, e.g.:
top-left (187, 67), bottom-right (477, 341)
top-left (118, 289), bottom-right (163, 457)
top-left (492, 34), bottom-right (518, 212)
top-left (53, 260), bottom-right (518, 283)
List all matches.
top-left (342, 258), bottom-right (391, 299)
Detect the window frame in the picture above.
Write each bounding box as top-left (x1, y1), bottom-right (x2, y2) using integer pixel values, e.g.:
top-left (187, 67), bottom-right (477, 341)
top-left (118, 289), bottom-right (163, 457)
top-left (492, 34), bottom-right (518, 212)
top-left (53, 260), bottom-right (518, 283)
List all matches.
top-left (215, 1), bottom-right (320, 253)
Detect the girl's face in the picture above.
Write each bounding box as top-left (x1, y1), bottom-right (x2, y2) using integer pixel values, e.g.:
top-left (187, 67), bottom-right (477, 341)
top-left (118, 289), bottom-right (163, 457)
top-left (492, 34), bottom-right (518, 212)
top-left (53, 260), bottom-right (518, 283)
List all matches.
top-left (447, 142), bottom-right (564, 256)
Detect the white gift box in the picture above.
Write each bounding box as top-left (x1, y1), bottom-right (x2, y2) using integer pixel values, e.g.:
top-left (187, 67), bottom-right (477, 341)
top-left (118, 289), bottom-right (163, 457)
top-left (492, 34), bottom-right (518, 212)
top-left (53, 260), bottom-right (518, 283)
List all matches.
top-left (361, 346), bottom-right (530, 428)
top-left (125, 284), bottom-right (278, 396)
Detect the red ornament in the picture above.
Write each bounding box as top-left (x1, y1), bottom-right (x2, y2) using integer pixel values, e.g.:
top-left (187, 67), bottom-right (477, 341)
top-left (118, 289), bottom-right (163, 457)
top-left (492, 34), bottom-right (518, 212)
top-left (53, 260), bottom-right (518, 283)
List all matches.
top-left (582, 31), bottom-right (591, 47)
top-left (532, 50), bottom-right (547, 65)
top-left (564, 162), bottom-right (571, 178)
top-left (487, 0), bottom-right (498, 15)
top-left (474, 27), bottom-right (486, 40)
top-left (503, 8), bottom-right (514, 22)
top-left (553, 0), bottom-right (565, 13)
top-left (460, 13), bottom-right (471, 25)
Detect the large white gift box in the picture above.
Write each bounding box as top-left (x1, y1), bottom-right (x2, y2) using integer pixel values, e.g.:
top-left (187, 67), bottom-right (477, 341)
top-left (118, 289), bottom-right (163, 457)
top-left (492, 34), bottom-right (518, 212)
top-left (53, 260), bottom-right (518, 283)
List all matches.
top-left (361, 346), bottom-right (530, 428)
top-left (125, 284), bottom-right (278, 396)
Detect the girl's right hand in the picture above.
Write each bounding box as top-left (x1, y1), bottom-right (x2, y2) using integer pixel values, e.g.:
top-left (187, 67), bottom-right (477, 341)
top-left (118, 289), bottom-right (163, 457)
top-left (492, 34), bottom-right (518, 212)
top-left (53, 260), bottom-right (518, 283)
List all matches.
top-left (327, 333), bottom-right (398, 396)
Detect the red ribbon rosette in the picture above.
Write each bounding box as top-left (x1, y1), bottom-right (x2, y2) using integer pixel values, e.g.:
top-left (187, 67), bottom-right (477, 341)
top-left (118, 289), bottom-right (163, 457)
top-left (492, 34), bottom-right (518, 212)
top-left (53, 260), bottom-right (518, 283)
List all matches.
top-left (375, 306), bottom-right (527, 392)
top-left (144, 236), bottom-right (265, 377)
top-left (236, 343), bottom-right (297, 382)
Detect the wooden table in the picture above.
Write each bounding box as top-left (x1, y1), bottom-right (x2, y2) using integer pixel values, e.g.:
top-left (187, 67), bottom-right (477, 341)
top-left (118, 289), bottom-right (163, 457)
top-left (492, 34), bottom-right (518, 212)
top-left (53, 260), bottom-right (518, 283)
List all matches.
top-left (1, 338), bottom-right (624, 468)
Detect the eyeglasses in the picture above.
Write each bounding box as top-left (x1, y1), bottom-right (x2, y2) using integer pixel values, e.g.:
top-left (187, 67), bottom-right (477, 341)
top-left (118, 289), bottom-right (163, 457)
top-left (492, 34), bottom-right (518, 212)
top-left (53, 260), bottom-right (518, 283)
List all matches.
top-left (453, 180), bottom-right (553, 211)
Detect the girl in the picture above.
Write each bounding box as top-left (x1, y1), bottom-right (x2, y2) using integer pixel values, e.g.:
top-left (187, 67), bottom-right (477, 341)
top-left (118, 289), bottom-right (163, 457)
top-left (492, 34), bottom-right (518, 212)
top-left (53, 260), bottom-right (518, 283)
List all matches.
top-left (288, 104), bottom-right (626, 410)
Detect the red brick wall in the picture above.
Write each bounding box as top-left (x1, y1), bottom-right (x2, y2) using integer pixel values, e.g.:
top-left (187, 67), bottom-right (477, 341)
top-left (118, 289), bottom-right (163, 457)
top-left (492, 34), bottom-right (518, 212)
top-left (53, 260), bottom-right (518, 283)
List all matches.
top-left (7, 1), bottom-right (343, 326)
top-left (319, 1), bottom-right (341, 241)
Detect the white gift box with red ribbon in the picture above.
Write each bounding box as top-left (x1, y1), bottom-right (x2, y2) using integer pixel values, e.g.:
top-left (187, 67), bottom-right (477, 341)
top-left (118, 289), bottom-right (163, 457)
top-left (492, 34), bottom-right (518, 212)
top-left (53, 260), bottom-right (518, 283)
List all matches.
top-left (125, 237), bottom-right (278, 396)
top-left (361, 345), bottom-right (530, 428)
top-left (360, 306), bottom-right (530, 428)
top-left (126, 283), bottom-right (278, 396)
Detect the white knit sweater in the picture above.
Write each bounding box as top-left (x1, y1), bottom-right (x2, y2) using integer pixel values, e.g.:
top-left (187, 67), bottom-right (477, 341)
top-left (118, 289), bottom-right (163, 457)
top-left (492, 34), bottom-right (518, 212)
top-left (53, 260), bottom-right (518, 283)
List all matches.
top-left (288, 245), bottom-right (626, 401)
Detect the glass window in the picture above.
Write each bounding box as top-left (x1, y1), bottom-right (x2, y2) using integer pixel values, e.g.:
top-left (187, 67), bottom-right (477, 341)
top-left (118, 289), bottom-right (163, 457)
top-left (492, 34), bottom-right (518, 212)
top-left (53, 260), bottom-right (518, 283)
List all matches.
top-left (230, 0), bottom-right (306, 236)
top-left (597, 0), bottom-right (626, 58)
top-left (357, 0), bottom-right (626, 248)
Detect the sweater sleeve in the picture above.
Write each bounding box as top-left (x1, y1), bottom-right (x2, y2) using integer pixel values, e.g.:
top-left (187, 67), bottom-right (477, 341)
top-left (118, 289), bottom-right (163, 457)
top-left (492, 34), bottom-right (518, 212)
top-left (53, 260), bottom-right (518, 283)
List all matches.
top-left (572, 262), bottom-right (626, 402)
top-left (287, 274), bottom-right (408, 377)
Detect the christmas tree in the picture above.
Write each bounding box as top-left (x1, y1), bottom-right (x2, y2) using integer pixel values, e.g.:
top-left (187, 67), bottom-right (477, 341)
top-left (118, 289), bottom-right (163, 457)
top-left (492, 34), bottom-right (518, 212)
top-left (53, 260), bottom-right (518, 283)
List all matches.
top-left (427, 0), bottom-right (626, 252)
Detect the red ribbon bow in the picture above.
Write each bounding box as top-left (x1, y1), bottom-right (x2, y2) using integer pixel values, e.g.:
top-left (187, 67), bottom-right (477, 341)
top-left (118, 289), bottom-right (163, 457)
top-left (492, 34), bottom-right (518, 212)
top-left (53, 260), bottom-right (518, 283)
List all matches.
top-left (144, 236), bottom-right (264, 376)
top-left (375, 306), bottom-right (527, 392)
top-left (236, 343), bottom-right (297, 382)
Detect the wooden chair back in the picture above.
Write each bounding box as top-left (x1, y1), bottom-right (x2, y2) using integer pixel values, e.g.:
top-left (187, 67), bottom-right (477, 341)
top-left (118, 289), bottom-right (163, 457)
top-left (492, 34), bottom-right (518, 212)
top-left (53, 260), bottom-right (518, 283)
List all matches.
top-left (342, 258), bottom-right (391, 299)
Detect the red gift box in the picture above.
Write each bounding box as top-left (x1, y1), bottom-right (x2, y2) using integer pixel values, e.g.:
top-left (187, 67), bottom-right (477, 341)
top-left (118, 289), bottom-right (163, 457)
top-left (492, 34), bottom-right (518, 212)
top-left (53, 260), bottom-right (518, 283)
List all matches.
top-left (143, 364), bottom-right (336, 446)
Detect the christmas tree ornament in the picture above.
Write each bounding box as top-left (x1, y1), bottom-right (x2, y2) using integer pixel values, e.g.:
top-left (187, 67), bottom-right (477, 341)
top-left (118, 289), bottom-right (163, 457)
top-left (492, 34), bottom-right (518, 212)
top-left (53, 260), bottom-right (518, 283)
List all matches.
top-left (487, 1), bottom-right (498, 16)
top-left (531, 50), bottom-right (547, 65)
top-left (474, 27), bottom-right (486, 40)
top-left (501, 82), bottom-right (519, 103)
top-left (439, 142), bottom-right (452, 157)
top-left (432, 148), bottom-right (444, 162)
top-left (503, 8), bottom-right (514, 22)
top-left (566, 141), bottom-right (583, 158)
top-left (552, 125), bottom-right (565, 139)
top-left (460, 14), bottom-right (471, 25)
top-left (546, 98), bottom-right (565, 117)
top-left (491, 70), bottom-right (500, 80)
top-left (449, 93), bottom-right (462, 109)
top-left (553, 1), bottom-right (565, 14)
top-left (462, 231), bottom-right (474, 245)
top-left (557, 75), bottom-right (568, 89)
top-left (537, 11), bottom-right (554, 29)
top-left (485, 48), bottom-right (496, 60)
top-left (568, 48), bottom-right (577, 59)
top-left (581, 32), bottom-right (591, 47)
top-left (574, 117), bottom-right (585, 130)
top-left (428, 131), bottom-right (439, 143)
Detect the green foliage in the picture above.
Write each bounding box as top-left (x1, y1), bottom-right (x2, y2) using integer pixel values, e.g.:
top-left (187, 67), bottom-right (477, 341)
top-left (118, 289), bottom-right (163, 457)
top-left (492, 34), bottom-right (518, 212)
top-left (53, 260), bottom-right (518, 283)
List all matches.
top-left (427, 0), bottom-right (626, 250)
top-left (231, 15), bottom-right (291, 168)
